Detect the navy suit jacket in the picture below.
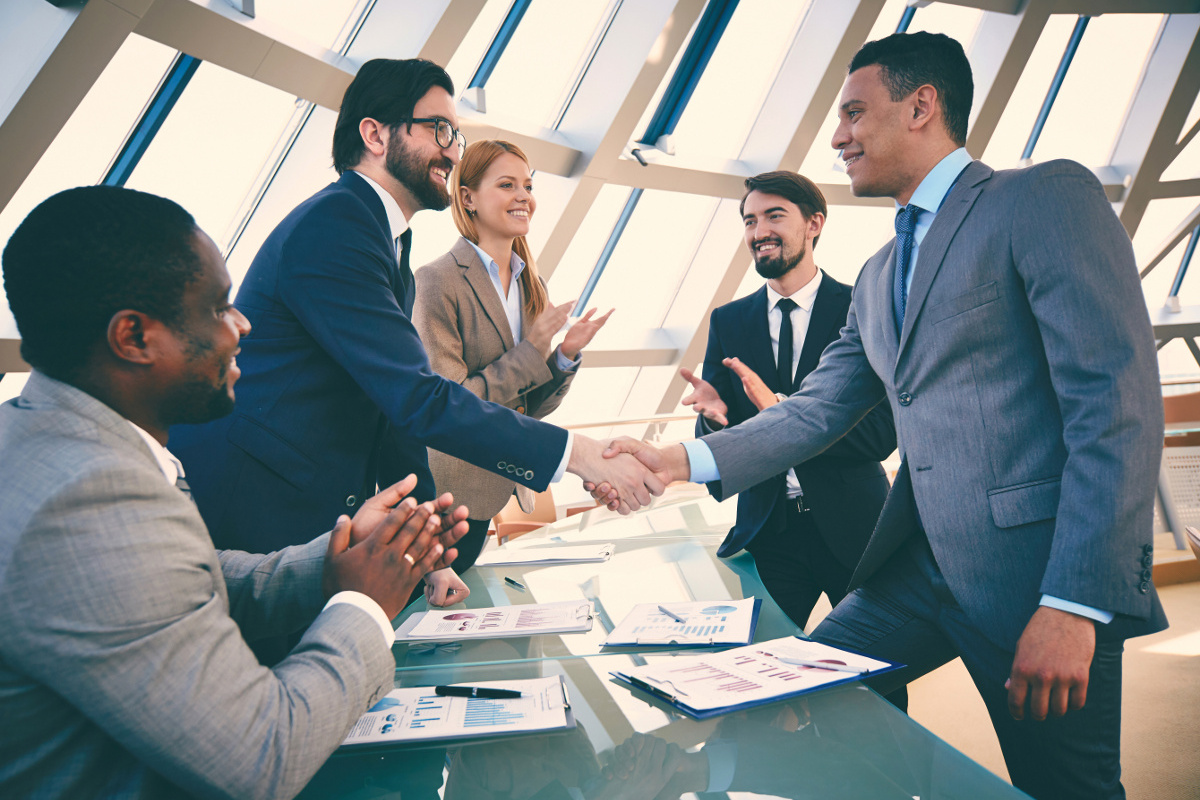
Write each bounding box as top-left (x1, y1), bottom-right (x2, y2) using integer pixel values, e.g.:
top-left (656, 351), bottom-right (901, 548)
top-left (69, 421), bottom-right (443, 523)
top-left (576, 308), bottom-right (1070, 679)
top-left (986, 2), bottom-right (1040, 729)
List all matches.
top-left (700, 274), bottom-right (896, 565)
top-left (171, 172), bottom-right (566, 552)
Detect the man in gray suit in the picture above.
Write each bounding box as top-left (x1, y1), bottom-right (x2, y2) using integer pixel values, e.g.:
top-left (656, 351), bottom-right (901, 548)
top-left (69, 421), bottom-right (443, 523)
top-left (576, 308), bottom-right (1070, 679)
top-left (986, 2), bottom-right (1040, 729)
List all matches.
top-left (601, 32), bottom-right (1166, 799)
top-left (0, 185), bottom-right (465, 798)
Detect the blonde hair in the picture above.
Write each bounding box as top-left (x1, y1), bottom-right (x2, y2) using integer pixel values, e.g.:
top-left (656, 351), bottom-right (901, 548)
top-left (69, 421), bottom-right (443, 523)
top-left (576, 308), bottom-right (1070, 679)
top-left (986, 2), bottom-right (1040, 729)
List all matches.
top-left (450, 140), bottom-right (548, 317)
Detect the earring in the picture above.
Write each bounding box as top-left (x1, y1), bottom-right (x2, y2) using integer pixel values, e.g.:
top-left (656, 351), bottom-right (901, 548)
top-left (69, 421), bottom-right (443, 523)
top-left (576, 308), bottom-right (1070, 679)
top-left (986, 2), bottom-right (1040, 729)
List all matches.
top-left (466, 208), bottom-right (476, 217)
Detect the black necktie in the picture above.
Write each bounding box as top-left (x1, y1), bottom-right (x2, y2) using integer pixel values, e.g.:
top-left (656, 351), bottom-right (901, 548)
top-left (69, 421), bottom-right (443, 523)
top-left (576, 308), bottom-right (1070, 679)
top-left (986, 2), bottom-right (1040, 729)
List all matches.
top-left (776, 297), bottom-right (798, 391)
top-left (893, 204), bottom-right (920, 333)
top-left (396, 228), bottom-right (414, 316)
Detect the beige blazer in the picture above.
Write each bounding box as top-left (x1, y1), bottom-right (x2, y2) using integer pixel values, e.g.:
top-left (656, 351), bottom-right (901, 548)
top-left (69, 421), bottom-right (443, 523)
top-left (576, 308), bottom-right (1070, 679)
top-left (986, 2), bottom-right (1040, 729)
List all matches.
top-left (413, 237), bottom-right (576, 519)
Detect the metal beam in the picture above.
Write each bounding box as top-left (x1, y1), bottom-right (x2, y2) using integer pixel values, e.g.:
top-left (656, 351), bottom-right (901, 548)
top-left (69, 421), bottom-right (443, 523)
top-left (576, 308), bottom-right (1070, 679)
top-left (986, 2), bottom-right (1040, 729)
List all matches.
top-left (1112, 14), bottom-right (1200, 239)
top-left (1140, 200), bottom-right (1200, 279)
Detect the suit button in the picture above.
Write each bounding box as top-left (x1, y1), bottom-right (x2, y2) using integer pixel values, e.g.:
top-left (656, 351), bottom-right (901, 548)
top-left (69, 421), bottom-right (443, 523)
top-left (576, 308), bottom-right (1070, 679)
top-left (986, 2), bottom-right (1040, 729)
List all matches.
top-left (516, 405), bottom-right (526, 415)
top-left (1139, 580), bottom-right (1150, 594)
top-left (1141, 568), bottom-right (1152, 581)
top-left (507, 465), bottom-right (517, 474)
top-left (898, 392), bottom-right (912, 406)
top-left (1143, 543), bottom-right (1153, 554)
top-left (498, 461), bottom-right (507, 470)
top-left (525, 470), bottom-right (534, 480)
top-left (1142, 554), bottom-right (1154, 568)
top-left (345, 495), bottom-right (357, 507)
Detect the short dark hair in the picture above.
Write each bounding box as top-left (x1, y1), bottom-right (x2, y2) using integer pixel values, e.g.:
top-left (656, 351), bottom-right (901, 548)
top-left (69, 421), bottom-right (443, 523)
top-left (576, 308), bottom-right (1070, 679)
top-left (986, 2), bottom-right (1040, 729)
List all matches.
top-left (2, 185), bottom-right (202, 378)
top-left (741, 171), bottom-right (829, 247)
top-left (332, 58), bottom-right (455, 174)
top-left (849, 31), bottom-right (973, 146)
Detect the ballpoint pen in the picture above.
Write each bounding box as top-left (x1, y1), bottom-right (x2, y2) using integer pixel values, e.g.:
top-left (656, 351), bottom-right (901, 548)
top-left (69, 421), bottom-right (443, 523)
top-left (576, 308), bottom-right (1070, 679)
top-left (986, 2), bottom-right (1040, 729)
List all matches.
top-left (657, 604), bottom-right (686, 623)
top-left (778, 657), bottom-right (868, 674)
top-left (504, 576), bottom-right (526, 590)
top-left (434, 685), bottom-right (523, 699)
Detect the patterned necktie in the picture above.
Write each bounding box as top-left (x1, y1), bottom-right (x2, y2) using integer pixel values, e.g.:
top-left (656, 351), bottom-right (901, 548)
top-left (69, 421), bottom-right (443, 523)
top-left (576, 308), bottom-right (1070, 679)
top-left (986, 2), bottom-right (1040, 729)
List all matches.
top-left (893, 204), bottom-right (921, 333)
top-left (776, 297), bottom-right (798, 391)
top-left (169, 457), bottom-right (196, 505)
top-left (396, 227), bottom-right (414, 316)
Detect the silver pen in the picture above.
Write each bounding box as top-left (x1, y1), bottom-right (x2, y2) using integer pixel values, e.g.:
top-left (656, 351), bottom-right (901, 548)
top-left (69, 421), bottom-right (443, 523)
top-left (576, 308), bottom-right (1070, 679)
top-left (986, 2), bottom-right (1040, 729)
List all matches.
top-left (657, 604), bottom-right (686, 624)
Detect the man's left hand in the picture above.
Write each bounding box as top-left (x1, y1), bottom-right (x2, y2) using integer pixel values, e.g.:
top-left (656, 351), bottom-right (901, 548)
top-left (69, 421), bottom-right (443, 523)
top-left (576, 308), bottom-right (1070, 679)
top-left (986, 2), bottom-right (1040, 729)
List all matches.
top-left (1006, 605), bottom-right (1095, 720)
top-left (424, 567), bottom-right (471, 606)
top-left (723, 357), bottom-right (779, 411)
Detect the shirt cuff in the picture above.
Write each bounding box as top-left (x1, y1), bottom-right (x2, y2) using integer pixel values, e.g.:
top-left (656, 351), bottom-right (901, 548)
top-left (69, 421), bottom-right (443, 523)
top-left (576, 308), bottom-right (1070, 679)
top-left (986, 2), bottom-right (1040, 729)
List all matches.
top-left (325, 591), bottom-right (396, 647)
top-left (1039, 595), bottom-right (1114, 625)
top-left (682, 439), bottom-right (720, 483)
top-left (552, 431), bottom-right (573, 482)
top-left (554, 345), bottom-right (581, 371)
top-left (703, 740), bottom-right (738, 792)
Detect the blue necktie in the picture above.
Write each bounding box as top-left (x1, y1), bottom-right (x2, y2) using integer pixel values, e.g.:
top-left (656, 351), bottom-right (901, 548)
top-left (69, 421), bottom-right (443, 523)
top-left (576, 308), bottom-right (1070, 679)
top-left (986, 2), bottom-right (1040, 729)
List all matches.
top-left (776, 297), bottom-right (797, 391)
top-left (893, 204), bottom-right (920, 334)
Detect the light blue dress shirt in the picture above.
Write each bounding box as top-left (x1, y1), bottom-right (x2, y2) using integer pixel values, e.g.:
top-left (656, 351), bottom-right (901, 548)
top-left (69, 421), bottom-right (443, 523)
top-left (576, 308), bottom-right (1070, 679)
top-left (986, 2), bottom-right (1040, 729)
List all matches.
top-left (683, 149), bottom-right (1111, 624)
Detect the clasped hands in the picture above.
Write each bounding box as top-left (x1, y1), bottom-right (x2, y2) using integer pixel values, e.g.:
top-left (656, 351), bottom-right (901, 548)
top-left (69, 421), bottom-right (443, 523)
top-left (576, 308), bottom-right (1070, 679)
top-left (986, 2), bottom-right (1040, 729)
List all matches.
top-left (321, 474), bottom-right (470, 619)
top-left (577, 436), bottom-right (692, 514)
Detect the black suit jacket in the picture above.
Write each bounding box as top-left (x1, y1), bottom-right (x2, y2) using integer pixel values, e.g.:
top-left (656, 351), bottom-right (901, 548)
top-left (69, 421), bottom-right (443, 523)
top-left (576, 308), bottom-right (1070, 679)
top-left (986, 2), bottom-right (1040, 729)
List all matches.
top-left (699, 274), bottom-right (895, 565)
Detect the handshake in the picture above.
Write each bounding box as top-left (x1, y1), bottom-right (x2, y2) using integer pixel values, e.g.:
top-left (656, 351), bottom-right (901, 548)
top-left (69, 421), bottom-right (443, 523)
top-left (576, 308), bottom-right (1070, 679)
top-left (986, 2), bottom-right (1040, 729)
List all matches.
top-left (567, 435), bottom-right (693, 514)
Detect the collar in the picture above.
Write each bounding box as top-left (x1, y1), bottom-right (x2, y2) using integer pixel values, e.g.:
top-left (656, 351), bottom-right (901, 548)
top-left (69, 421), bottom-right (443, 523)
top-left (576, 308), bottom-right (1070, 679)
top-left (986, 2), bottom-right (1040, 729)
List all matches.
top-left (351, 170), bottom-right (410, 240)
top-left (467, 240), bottom-right (526, 283)
top-left (766, 268), bottom-right (822, 313)
top-left (128, 421), bottom-right (180, 483)
top-left (903, 147), bottom-right (973, 213)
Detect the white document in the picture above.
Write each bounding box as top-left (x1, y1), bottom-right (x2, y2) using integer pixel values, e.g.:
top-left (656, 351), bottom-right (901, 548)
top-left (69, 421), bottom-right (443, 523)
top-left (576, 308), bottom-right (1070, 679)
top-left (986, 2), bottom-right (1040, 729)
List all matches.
top-left (474, 542), bottom-right (614, 567)
top-left (395, 600), bottom-right (594, 641)
top-left (604, 598), bottom-right (760, 647)
top-left (341, 676), bottom-right (573, 746)
top-left (613, 636), bottom-right (895, 717)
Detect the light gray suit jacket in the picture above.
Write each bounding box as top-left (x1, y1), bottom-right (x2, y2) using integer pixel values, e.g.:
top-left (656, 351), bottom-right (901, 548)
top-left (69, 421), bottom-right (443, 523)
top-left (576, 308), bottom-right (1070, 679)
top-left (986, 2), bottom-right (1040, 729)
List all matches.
top-left (704, 160), bottom-right (1167, 651)
top-left (413, 237), bottom-right (576, 519)
top-left (0, 372), bottom-right (394, 799)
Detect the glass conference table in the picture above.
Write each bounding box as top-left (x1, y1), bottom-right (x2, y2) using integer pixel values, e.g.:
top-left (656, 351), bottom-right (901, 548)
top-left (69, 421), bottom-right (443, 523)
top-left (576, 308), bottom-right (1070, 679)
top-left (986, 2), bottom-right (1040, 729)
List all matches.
top-left (299, 493), bottom-right (1027, 799)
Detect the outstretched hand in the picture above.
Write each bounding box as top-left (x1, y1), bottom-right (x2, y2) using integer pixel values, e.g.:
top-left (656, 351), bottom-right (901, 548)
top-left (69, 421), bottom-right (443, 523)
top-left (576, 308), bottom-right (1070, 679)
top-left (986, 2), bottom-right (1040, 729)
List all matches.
top-left (584, 437), bottom-right (690, 511)
top-left (562, 307), bottom-right (614, 360)
top-left (680, 367), bottom-right (728, 427)
top-left (723, 356), bottom-right (778, 412)
top-left (567, 434), bottom-right (666, 514)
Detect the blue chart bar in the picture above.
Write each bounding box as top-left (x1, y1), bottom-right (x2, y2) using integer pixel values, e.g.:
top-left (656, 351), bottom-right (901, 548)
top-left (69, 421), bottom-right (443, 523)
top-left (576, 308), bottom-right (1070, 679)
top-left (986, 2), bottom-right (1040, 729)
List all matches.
top-left (463, 698), bottom-right (523, 728)
top-left (410, 696), bottom-right (447, 729)
top-left (681, 624), bottom-right (725, 636)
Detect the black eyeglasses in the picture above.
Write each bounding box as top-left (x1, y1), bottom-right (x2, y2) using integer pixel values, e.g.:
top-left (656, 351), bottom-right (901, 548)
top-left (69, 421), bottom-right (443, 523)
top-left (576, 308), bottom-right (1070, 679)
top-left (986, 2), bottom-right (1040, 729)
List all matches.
top-left (406, 117), bottom-right (466, 155)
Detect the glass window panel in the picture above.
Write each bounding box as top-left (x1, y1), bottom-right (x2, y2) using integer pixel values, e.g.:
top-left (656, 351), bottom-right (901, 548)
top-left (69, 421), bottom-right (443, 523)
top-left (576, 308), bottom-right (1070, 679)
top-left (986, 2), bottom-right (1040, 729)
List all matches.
top-left (248, 0), bottom-right (363, 50)
top-left (1160, 121), bottom-right (1200, 182)
top-left (546, 183), bottom-right (633, 303)
top-left (1132, 196), bottom-right (1200, 300)
top-left (907, 2), bottom-right (982, 47)
top-left (443, 0), bottom-right (514, 94)
top-left (542, 365), bottom-right (638, 427)
top-left (481, 0), bottom-right (613, 128)
top-left (124, 61), bottom-right (301, 251)
top-left (1021, 14), bottom-right (1163, 168)
top-left (579, 190), bottom-right (719, 349)
top-left (0, 33), bottom-right (175, 338)
top-left (815, 204), bottom-right (895, 288)
top-left (0, 373), bottom-right (29, 406)
top-left (666, 0), bottom-right (813, 160)
top-left (1159, 338), bottom-right (1200, 384)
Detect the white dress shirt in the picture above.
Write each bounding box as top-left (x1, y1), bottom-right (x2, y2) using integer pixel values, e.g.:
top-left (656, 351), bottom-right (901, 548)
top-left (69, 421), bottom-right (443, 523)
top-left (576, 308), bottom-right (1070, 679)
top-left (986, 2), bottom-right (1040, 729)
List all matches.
top-left (766, 269), bottom-right (822, 499)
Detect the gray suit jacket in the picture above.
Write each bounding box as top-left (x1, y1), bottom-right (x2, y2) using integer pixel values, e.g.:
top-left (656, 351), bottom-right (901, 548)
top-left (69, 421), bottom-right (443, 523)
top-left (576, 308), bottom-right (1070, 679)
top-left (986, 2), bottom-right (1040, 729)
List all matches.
top-left (704, 160), bottom-right (1167, 650)
top-left (0, 372), bottom-right (394, 799)
top-left (413, 237), bottom-right (576, 519)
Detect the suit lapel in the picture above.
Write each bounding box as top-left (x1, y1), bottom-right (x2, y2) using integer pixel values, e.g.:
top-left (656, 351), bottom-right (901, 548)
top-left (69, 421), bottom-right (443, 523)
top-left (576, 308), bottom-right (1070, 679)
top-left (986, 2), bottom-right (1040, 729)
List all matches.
top-left (744, 287), bottom-right (780, 391)
top-left (455, 238), bottom-right (516, 350)
top-left (877, 243), bottom-right (901, 357)
top-left (898, 161), bottom-right (991, 355)
top-left (793, 274), bottom-right (844, 390)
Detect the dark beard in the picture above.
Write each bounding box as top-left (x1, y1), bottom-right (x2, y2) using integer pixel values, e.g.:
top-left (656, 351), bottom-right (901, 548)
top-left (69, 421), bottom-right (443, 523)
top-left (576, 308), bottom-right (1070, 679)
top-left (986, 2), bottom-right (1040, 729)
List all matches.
top-left (753, 240), bottom-right (805, 280)
top-left (386, 133), bottom-right (452, 211)
top-left (168, 378), bottom-right (235, 425)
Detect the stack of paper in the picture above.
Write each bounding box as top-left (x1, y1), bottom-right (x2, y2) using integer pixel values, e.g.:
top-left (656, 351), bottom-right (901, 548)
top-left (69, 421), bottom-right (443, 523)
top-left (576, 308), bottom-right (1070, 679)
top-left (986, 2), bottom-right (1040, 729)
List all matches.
top-left (341, 676), bottom-right (574, 747)
top-left (395, 601), bottom-right (594, 641)
top-left (474, 542), bottom-right (614, 566)
top-left (603, 598), bottom-right (761, 647)
top-left (612, 636), bottom-right (901, 718)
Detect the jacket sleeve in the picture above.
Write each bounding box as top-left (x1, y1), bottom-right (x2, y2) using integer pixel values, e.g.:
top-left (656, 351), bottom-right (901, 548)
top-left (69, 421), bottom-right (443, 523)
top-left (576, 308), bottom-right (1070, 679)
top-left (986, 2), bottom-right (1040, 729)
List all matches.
top-left (217, 534), bottom-right (330, 643)
top-left (4, 470), bottom-right (393, 800)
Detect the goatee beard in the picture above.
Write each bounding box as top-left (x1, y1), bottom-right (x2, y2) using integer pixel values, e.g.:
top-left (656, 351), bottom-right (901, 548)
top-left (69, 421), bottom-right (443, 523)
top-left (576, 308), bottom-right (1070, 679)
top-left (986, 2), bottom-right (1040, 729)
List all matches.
top-left (754, 241), bottom-right (804, 280)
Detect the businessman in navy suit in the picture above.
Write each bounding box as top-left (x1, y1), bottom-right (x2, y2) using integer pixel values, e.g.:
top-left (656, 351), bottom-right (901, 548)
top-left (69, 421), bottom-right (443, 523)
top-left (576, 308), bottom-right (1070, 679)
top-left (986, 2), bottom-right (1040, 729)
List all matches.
top-left (171, 59), bottom-right (656, 574)
top-left (680, 171), bottom-right (894, 630)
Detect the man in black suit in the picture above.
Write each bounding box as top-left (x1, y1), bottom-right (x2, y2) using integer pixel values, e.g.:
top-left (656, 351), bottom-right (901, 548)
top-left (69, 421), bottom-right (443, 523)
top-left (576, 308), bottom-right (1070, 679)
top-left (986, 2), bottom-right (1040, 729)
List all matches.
top-left (681, 171), bottom-right (895, 630)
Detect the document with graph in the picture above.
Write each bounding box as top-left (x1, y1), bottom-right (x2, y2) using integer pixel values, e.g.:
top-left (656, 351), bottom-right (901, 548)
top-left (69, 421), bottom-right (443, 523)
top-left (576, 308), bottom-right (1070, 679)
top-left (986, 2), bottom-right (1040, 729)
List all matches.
top-left (611, 636), bottom-right (902, 719)
top-left (603, 598), bottom-right (762, 647)
top-left (474, 542), bottom-right (615, 567)
top-left (340, 676), bottom-right (574, 747)
top-left (395, 601), bottom-right (594, 641)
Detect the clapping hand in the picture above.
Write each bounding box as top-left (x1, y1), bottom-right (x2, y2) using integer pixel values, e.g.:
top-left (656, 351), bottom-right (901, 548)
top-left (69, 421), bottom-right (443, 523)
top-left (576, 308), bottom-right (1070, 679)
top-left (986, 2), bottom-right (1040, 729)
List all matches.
top-left (526, 300), bottom-right (575, 358)
top-left (722, 356), bottom-right (779, 411)
top-left (680, 367), bottom-right (728, 427)
top-left (349, 474), bottom-right (469, 572)
top-left (561, 307), bottom-right (614, 360)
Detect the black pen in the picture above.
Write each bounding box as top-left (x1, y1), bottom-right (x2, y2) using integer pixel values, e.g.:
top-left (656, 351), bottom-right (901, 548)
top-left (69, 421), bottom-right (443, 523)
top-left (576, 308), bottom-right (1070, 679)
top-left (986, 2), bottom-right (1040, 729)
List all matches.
top-left (504, 576), bottom-right (526, 590)
top-left (434, 685), bottom-right (523, 699)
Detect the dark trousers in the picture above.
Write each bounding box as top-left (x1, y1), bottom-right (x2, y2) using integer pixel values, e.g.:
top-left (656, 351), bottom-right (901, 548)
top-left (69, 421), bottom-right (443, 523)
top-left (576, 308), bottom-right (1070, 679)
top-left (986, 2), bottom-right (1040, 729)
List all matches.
top-left (747, 497), bottom-right (908, 712)
top-left (812, 535), bottom-right (1125, 800)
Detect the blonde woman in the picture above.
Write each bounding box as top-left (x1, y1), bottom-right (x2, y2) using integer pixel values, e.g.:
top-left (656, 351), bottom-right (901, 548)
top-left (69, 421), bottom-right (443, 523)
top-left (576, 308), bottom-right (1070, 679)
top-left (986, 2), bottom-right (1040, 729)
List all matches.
top-left (412, 140), bottom-right (611, 605)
